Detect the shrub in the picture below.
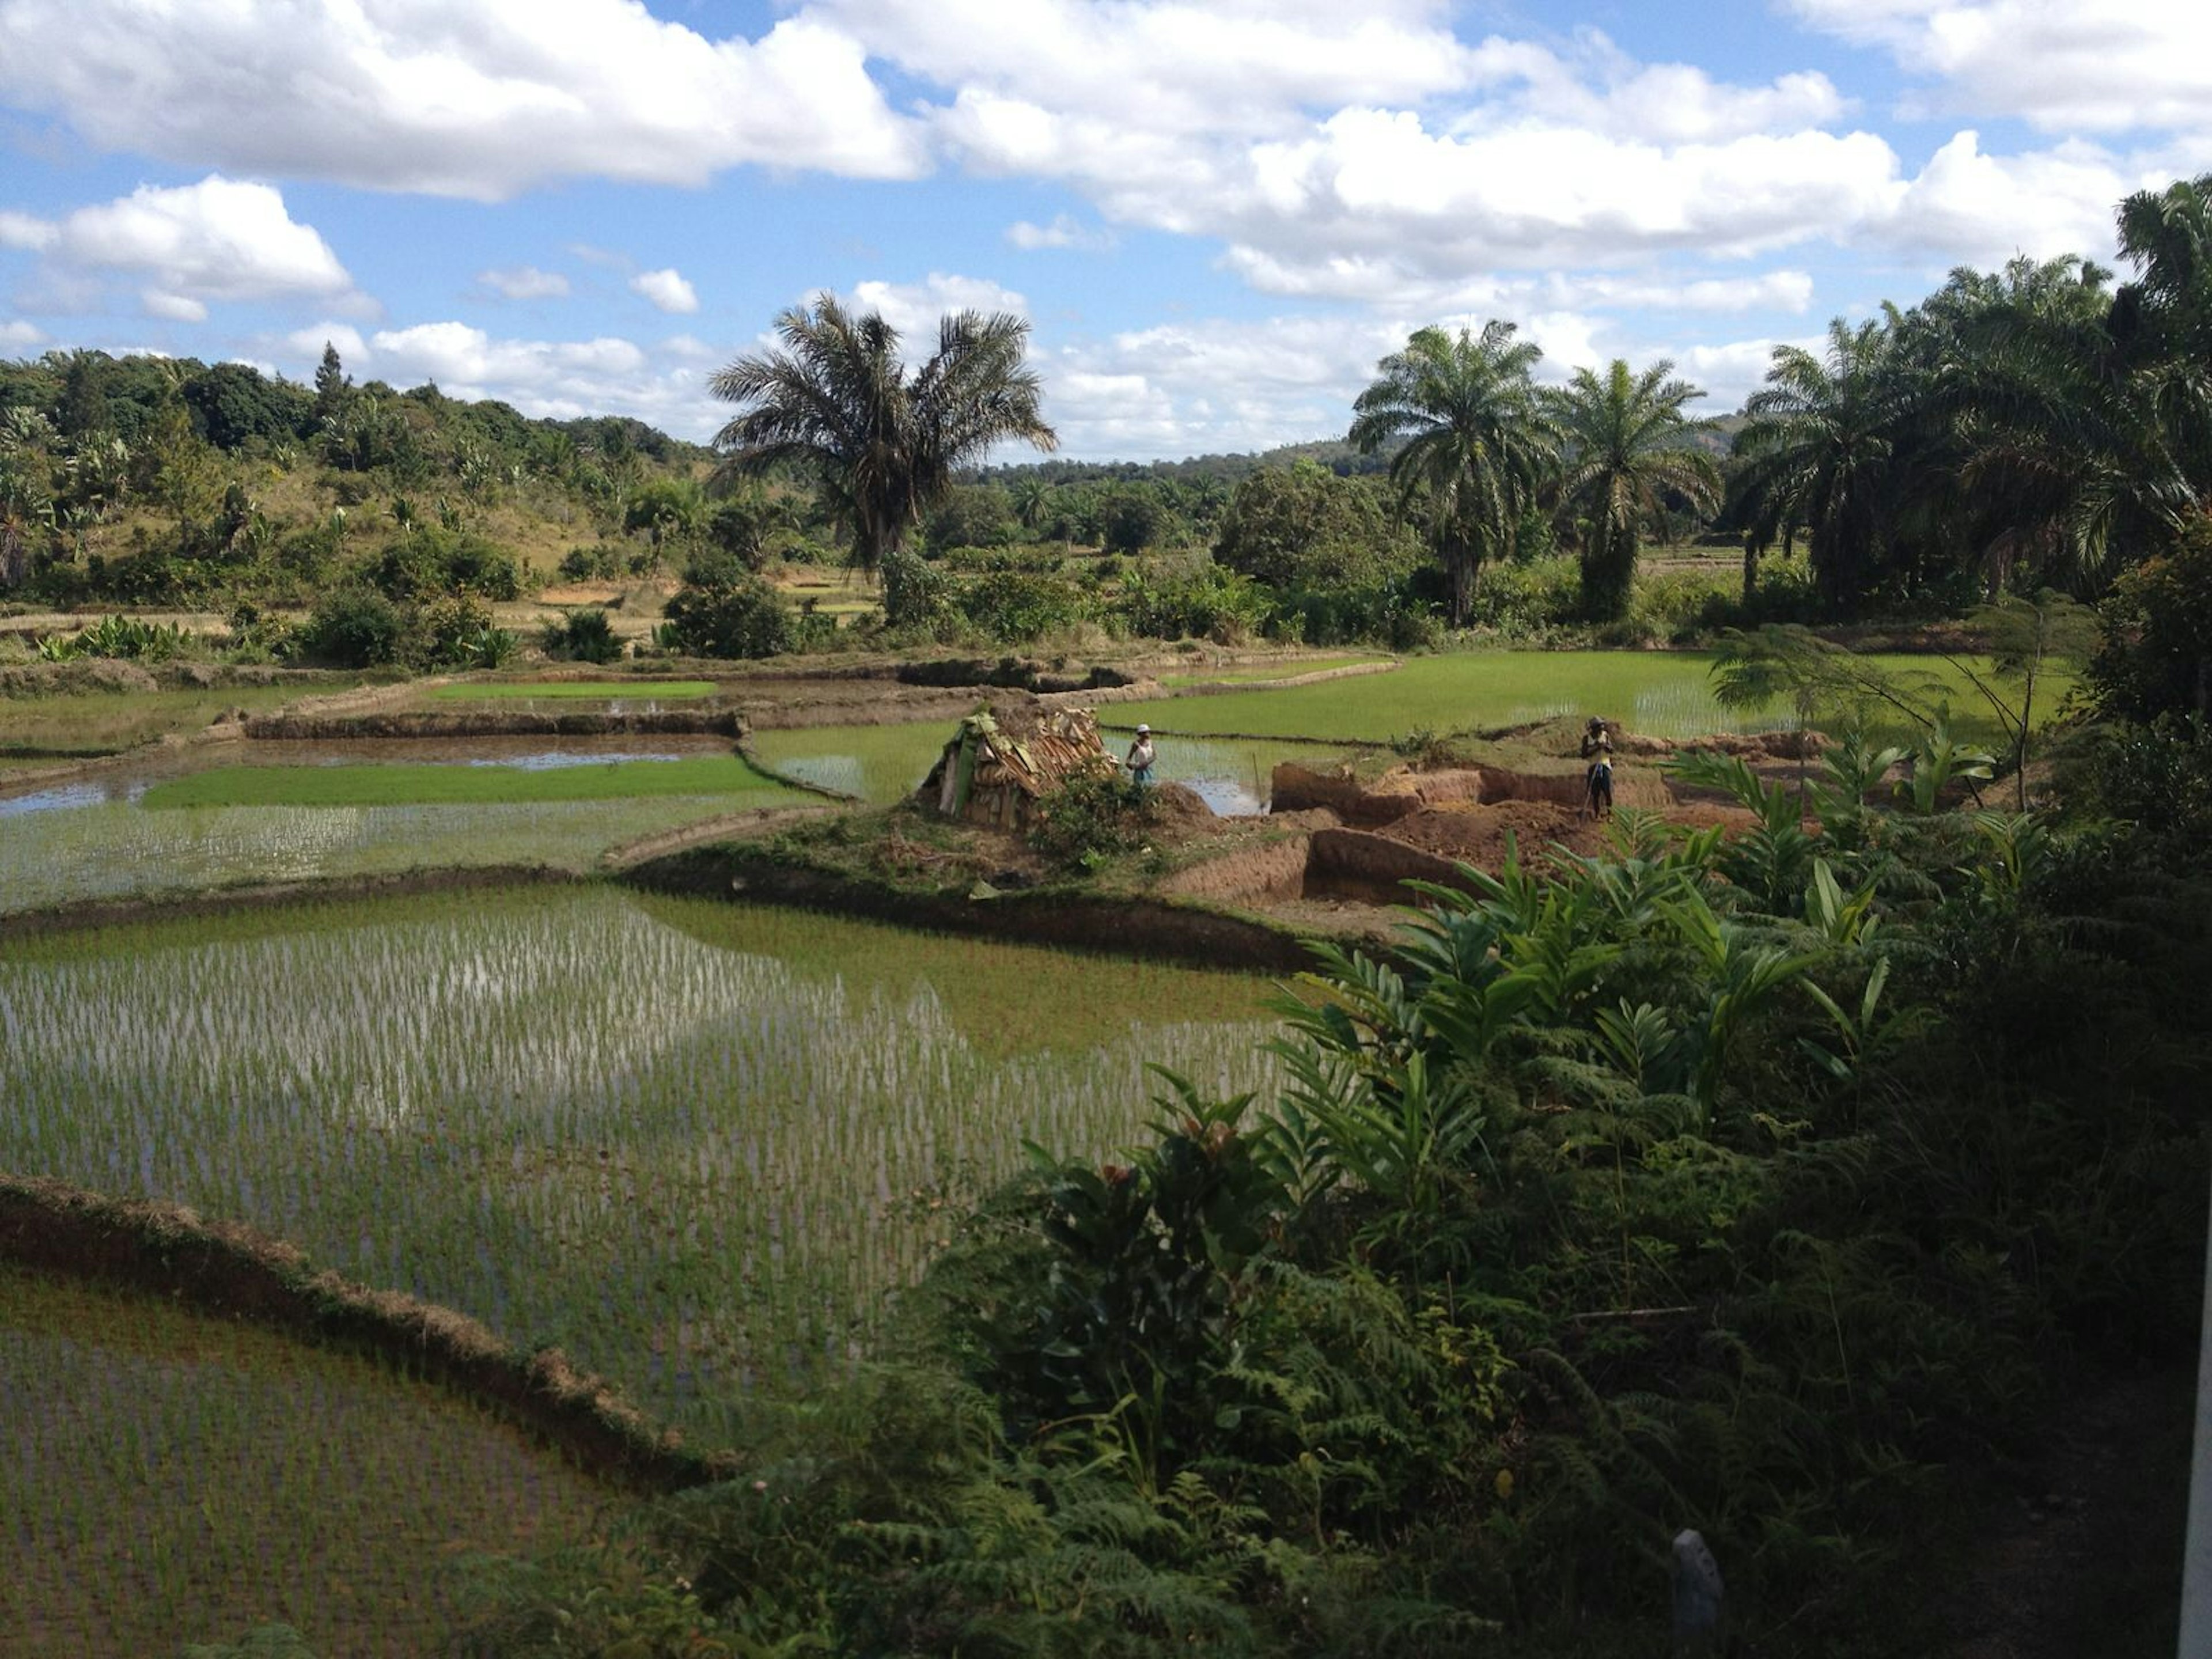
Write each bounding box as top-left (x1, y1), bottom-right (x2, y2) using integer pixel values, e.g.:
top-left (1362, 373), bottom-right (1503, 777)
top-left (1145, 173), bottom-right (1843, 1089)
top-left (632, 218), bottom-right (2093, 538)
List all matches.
top-left (372, 527), bottom-right (523, 601)
top-left (415, 594), bottom-right (515, 669)
top-left (1027, 771), bottom-right (1160, 870)
top-left (542, 607), bottom-right (622, 664)
top-left (662, 571), bottom-right (793, 658)
top-left (959, 569), bottom-right (1090, 643)
top-left (297, 588), bottom-right (405, 667)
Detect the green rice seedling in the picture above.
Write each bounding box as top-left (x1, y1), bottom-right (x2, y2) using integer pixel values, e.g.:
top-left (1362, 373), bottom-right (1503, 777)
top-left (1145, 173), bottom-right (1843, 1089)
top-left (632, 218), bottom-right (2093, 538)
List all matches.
top-left (0, 1264), bottom-right (605, 1658)
top-left (0, 797), bottom-right (779, 915)
top-left (1107, 649), bottom-right (2065, 746)
top-left (140, 755), bottom-right (804, 809)
top-left (0, 888), bottom-right (1279, 1435)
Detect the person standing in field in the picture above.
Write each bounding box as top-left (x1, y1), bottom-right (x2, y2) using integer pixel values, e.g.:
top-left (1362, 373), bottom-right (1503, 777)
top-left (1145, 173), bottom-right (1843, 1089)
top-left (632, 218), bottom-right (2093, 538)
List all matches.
top-left (1581, 715), bottom-right (1615, 817)
top-left (1126, 724), bottom-right (1156, 787)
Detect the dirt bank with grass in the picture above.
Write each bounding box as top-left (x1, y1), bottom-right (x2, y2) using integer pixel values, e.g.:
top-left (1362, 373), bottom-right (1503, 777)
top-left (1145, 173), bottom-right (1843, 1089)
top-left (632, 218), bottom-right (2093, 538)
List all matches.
top-left (621, 842), bottom-right (1361, 974)
top-left (0, 864), bottom-right (583, 942)
top-left (0, 1173), bottom-right (726, 1492)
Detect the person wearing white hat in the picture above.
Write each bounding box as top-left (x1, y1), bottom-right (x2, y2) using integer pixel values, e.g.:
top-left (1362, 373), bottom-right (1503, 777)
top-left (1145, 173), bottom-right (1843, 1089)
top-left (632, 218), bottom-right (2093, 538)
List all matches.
top-left (1126, 724), bottom-right (1156, 787)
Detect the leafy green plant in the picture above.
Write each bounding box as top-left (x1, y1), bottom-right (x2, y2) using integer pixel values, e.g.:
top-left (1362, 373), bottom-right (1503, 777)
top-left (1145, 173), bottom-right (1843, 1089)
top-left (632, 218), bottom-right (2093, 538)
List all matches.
top-left (541, 605), bottom-right (622, 664)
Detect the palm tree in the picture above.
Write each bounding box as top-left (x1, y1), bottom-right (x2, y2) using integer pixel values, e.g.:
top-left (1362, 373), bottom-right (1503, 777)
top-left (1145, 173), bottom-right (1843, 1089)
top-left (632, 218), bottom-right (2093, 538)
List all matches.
top-left (1350, 321), bottom-right (1556, 625)
top-left (1546, 358), bottom-right (1719, 621)
top-left (1733, 319), bottom-right (1919, 612)
top-left (710, 294), bottom-right (1056, 574)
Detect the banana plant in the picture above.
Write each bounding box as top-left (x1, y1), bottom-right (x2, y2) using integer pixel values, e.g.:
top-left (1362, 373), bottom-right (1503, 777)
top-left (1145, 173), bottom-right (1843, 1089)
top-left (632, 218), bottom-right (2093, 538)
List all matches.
top-left (1896, 711), bottom-right (1996, 815)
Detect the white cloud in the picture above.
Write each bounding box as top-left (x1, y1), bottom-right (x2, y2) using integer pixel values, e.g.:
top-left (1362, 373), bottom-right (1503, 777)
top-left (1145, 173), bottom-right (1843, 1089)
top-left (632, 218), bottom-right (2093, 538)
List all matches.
top-left (630, 268), bottom-right (699, 315)
top-left (478, 266), bottom-right (571, 301)
top-left (276, 320), bottom-right (721, 435)
top-left (1785, 2), bottom-right (2212, 134)
top-left (0, 318), bottom-right (45, 350)
top-left (0, 210), bottom-right (56, 250)
top-left (1006, 213), bottom-right (1114, 252)
top-left (1, 176), bottom-right (362, 322)
top-left (141, 290), bottom-right (209, 323)
top-left (821, 0), bottom-right (1482, 141)
top-left (844, 273), bottom-right (1030, 338)
top-left (1880, 130), bottom-right (2150, 265)
top-left (0, 0), bottom-right (927, 200)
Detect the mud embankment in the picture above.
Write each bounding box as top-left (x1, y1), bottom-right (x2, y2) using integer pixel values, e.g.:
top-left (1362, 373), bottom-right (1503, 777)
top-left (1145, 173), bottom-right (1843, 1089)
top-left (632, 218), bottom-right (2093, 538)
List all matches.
top-left (0, 865), bottom-right (583, 942)
top-left (1271, 759), bottom-right (1675, 821)
top-left (245, 709), bottom-right (746, 740)
top-left (623, 844), bottom-right (1330, 974)
top-left (0, 1173), bottom-right (728, 1491)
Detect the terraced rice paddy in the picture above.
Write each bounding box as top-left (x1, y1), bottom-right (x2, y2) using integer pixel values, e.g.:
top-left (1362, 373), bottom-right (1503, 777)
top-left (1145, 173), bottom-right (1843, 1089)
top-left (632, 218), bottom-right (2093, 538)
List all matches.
top-left (141, 752), bottom-right (798, 808)
top-left (0, 888), bottom-right (1279, 1438)
top-left (425, 679), bottom-right (717, 702)
top-left (1110, 650), bottom-right (2063, 745)
top-left (0, 796), bottom-right (781, 915)
top-left (0, 1266), bottom-right (607, 1659)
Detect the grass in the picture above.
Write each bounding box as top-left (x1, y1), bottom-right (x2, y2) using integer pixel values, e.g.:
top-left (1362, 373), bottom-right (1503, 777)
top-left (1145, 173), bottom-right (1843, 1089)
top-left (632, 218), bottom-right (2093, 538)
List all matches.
top-left (141, 754), bottom-right (806, 809)
top-left (426, 679), bottom-right (717, 702)
top-left (0, 684), bottom-right (338, 759)
top-left (0, 1263), bottom-right (604, 1657)
top-left (1108, 649), bottom-right (2072, 746)
top-left (0, 887), bottom-right (1280, 1432)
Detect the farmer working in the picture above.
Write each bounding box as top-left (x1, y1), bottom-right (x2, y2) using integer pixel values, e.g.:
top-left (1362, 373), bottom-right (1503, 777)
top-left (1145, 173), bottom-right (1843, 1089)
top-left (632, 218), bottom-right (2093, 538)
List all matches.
top-left (1581, 716), bottom-right (1615, 818)
top-left (1126, 724), bottom-right (1156, 787)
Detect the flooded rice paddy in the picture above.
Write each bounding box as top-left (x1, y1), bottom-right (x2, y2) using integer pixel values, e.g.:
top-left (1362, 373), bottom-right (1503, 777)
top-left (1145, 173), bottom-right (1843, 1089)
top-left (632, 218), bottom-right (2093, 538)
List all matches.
top-left (0, 887), bottom-right (1279, 1436)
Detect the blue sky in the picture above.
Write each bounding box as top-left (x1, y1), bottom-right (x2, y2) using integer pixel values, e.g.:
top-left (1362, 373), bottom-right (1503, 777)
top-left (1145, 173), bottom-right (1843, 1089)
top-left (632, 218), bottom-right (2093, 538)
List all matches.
top-left (2, 1), bottom-right (2206, 460)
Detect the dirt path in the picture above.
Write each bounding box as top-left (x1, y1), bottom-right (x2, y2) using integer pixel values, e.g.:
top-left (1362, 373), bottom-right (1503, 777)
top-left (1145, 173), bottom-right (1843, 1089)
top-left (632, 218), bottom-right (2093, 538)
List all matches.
top-left (1936, 1365), bottom-right (2191, 1657)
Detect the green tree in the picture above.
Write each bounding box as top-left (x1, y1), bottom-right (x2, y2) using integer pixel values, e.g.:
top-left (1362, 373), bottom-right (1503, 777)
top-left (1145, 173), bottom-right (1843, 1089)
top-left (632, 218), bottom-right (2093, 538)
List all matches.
top-left (709, 294), bottom-right (1056, 575)
top-left (1546, 358), bottom-right (1719, 621)
top-left (1733, 318), bottom-right (1921, 613)
top-left (1211, 460), bottom-right (1410, 590)
top-left (312, 340), bottom-right (350, 428)
top-left (1349, 321), bottom-right (1556, 626)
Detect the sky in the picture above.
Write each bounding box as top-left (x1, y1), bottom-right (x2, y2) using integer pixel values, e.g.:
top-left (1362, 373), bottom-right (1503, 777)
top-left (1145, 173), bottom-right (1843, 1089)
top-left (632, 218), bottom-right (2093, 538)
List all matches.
top-left (1, 1), bottom-right (2207, 461)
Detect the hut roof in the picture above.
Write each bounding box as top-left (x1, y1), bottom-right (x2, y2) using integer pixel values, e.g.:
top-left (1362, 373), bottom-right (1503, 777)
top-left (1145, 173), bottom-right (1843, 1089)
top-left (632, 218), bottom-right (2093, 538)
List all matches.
top-left (922, 706), bottom-right (1116, 819)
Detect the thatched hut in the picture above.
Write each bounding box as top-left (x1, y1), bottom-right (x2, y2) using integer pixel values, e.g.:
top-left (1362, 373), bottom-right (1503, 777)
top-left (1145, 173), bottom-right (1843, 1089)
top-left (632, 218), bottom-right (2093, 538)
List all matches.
top-left (918, 706), bottom-right (1117, 830)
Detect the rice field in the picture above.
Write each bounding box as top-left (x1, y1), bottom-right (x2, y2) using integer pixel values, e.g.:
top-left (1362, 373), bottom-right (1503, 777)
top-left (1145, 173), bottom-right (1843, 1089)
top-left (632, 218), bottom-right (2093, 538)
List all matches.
top-left (0, 887), bottom-right (1280, 1437)
top-left (425, 679), bottom-right (717, 702)
top-left (141, 753), bottom-right (803, 809)
top-left (1108, 649), bottom-right (2067, 745)
top-left (0, 1265), bottom-right (608, 1659)
top-left (0, 795), bottom-right (772, 914)
top-left (750, 722), bottom-right (1350, 813)
top-left (1155, 655), bottom-right (1389, 687)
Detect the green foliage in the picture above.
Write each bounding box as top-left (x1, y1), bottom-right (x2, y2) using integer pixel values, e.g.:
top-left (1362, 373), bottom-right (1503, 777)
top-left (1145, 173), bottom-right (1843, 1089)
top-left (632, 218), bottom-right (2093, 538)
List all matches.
top-left (1212, 462), bottom-right (1412, 590)
top-left (663, 567), bottom-right (794, 659)
top-left (880, 546), bottom-right (957, 637)
top-left (180, 1625), bottom-right (320, 1659)
top-left (925, 483), bottom-right (1018, 553)
top-left (416, 594), bottom-right (516, 671)
top-left (959, 569), bottom-right (1090, 642)
top-left (370, 526), bottom-right (522, 603)
top-left (297, 587), bottom-right (406, 668)
top-left (1027, 771), bottom-right (1161, 870)
top-left (541, 606), bottom-right (623, 664)
top-left (35, 613), bottom-right (190, 662)
top-left (2090, 512), bottom-right (2212, 723)
top-left (1117, 563), bottom-right (1271, 645)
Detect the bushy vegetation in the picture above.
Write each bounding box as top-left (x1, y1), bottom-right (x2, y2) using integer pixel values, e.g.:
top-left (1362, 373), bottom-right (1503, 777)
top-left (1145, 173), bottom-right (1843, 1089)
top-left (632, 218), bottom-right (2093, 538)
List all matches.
top-left (425, 745), bottom-right (2207, 1654)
